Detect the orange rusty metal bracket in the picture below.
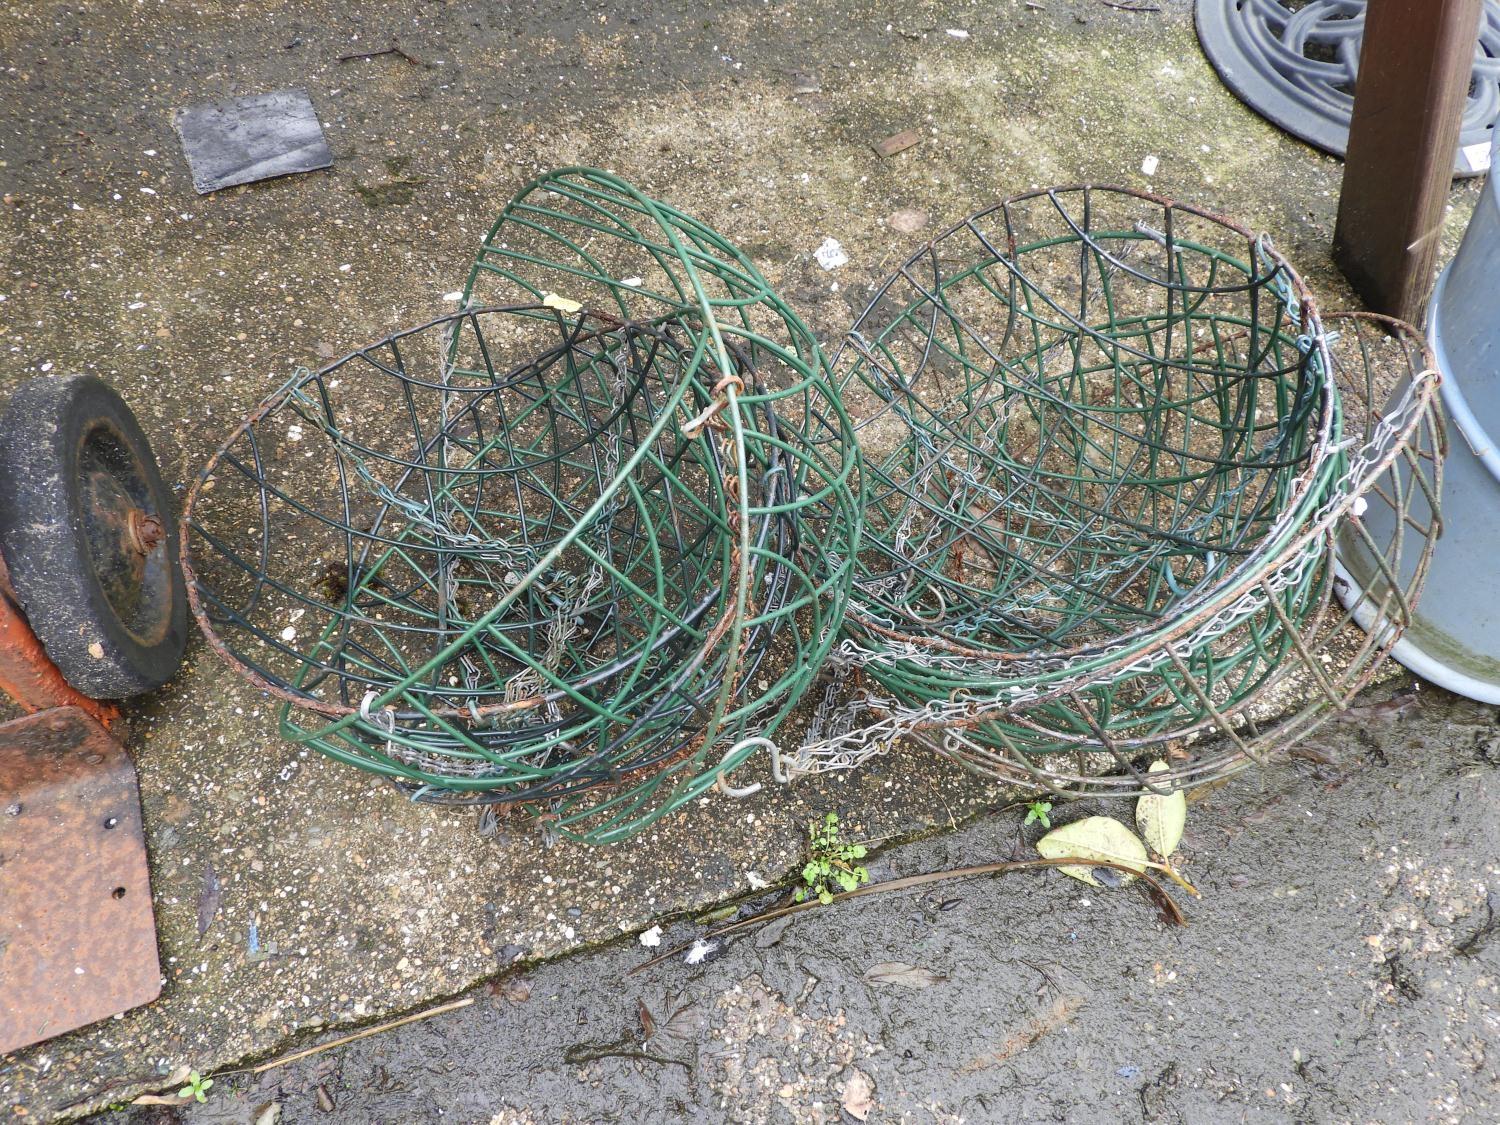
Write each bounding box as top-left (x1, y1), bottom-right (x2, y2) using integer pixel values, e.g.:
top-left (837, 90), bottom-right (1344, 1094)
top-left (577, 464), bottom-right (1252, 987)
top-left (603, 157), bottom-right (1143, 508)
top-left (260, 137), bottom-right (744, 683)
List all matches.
top-left (0, 552), bottom-right (120, 727)
top-left (0, 707), bottom-right (161, 1055)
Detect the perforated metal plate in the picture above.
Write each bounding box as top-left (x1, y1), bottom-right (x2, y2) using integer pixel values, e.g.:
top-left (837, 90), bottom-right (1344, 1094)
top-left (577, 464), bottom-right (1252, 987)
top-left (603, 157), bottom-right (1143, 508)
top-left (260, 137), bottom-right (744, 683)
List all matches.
top-left (1196, 0), bottom-right (1500, 178)
top-left (0, 708), bottom-right (160, 1054)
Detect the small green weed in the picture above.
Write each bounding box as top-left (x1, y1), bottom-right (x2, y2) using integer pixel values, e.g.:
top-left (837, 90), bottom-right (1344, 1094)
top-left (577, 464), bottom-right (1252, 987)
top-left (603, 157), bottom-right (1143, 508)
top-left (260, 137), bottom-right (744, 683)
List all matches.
top-left (1023, 800), bottom-right (1053, 829)
top-left (794, 812), bottom-right (869, 905)
top-left (178, 1070), bottom-right (214, 1103)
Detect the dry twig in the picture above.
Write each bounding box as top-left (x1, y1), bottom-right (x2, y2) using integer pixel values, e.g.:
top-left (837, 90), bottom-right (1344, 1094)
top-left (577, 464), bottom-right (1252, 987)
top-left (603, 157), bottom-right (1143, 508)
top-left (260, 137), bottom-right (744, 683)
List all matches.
top-left (235, 997), bottom-right (475, 1076)
top-left (337, 44), bottom-right (421, 65)
top-left (628, 856), bottom-right (1186, 975)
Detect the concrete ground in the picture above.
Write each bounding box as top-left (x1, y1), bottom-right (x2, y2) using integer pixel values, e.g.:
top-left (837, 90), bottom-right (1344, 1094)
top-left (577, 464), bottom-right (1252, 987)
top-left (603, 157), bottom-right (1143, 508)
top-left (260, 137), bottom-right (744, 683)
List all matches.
top-left (0, 0), bottom-right (1488, 1119)
top-left (166, 681), bottom-right (1500, 1125)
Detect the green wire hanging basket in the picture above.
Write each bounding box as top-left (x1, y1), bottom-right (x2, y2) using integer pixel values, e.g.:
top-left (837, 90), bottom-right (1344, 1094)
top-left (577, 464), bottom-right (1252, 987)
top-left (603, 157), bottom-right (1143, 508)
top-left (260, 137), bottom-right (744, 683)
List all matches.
top-left (183, 169), bottom-right (861, 843)
top-left (794, 186), bottom-right (1440, 794)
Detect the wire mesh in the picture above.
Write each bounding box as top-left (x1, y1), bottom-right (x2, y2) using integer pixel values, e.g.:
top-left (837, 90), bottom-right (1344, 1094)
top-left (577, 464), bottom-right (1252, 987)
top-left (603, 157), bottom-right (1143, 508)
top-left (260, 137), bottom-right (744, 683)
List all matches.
top-left (791, 186), bottom-right (1440, 795)
top-left (183, 169), bottom-right (861, 843)
top-left (182, 173), bottom-right (1439, 829)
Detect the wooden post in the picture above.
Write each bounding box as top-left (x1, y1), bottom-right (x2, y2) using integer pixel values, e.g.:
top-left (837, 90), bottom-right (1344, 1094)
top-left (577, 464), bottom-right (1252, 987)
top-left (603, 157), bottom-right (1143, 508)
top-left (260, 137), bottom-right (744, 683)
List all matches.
top-left (1333, 0), bottom-right (1484, 323)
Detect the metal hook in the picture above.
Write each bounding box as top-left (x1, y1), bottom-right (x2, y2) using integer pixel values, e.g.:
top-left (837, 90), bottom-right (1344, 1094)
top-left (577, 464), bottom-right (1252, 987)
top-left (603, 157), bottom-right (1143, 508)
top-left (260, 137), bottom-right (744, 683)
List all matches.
top-left (714, 735), bottom-right (790, 797)
top-left (359, 690), bottom-right (394, 730)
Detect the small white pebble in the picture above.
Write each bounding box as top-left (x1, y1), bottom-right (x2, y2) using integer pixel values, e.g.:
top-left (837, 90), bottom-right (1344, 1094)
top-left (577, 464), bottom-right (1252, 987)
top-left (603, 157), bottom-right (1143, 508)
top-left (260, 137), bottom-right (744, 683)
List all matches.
top-left (339, 263), bottom-right (352, 272)
top-left (280, 626), bottom-right (297, 642)
top-left (814, 238), bottom-right (848, 270)
top-left (946, 28), bottom-right (970, 39)
top-left (442, 291), bottom-right (463, 302)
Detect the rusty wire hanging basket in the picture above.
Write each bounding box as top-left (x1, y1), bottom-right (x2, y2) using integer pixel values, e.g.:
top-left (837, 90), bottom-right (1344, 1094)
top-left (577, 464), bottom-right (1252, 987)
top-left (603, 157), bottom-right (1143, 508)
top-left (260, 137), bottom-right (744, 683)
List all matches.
top-left (788, 186), bottom-right (1441, 795)
top-left (182, 169), bottom-right (861, 843)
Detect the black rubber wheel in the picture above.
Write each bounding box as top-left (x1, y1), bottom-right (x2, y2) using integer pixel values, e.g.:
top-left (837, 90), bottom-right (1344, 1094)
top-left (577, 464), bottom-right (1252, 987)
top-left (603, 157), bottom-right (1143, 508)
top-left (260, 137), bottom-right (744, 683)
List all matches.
top-left (0, 375), bottom-right (188, 698)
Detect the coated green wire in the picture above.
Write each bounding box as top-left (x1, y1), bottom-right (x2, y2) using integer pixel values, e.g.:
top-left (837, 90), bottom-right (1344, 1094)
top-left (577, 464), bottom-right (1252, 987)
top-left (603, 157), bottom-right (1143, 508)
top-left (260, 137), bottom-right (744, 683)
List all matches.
top-left (832, 185), bottom-right (1344, 771)
top-left (185, 169), bottom-right (862, 844)
top-left (188, 174), bottom-right (1401, 829)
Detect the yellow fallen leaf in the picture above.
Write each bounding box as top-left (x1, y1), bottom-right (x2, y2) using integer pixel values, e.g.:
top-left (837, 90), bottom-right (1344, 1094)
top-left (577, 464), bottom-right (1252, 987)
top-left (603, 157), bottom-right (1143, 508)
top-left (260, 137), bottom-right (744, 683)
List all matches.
top-left (1036, 815), bottom-right (1148, 887)
top-left (1136, 761), bottom-right (1186, 859)
top-left (542, 292), bottom-right (582, 314)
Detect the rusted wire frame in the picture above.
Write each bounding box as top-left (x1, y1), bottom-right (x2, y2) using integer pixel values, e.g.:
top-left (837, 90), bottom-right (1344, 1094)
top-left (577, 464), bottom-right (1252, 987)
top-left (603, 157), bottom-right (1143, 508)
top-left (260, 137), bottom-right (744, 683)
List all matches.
top-left (184, 307), bottom-right (780, 807)
top-left (833, 186), bottom-right (1336, 746)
